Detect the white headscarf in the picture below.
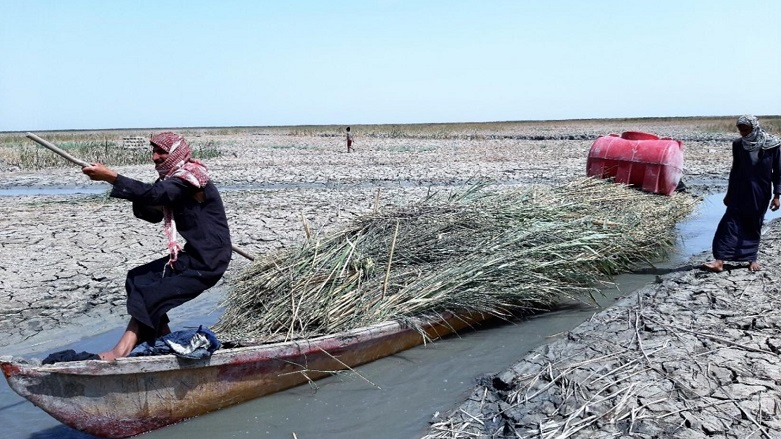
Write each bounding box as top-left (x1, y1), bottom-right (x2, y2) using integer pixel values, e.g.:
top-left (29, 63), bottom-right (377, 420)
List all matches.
top-left (738, 115), bottom-right (781, 152)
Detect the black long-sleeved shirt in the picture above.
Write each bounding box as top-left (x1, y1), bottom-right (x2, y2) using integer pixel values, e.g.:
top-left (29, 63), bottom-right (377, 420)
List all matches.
top-left (110, 175), bottom-right (232, 273)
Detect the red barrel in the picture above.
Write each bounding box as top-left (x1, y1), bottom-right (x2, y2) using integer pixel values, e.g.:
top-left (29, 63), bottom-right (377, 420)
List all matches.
top-left (586, 131), bottom-right (683, 196)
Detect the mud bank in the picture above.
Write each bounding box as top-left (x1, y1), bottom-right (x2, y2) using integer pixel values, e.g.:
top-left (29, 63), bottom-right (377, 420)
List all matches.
top-left (425, 220), bottom-right (781, 438)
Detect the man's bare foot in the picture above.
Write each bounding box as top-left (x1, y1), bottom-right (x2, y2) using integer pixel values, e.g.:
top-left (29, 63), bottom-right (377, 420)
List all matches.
top-left (701, 260), bottom-right (724, 272)
top-left (749, 261), bottom-right (761, 271)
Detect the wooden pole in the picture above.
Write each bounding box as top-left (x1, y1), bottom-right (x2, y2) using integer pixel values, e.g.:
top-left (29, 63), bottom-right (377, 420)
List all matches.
top-left (230, 244), bottom-right (255, 261)
top-left (26, 132), bottom-right (90, 167)
top-left (25, 132), bottom-right (256, 261)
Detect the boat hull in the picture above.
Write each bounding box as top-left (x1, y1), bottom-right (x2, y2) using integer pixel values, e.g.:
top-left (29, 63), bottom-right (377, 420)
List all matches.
top-left (1, 312), bottom-right (486, 438)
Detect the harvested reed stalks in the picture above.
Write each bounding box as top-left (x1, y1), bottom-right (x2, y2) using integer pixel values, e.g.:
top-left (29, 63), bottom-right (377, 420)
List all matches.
top-left (215, 178), bottom-right (698, 342)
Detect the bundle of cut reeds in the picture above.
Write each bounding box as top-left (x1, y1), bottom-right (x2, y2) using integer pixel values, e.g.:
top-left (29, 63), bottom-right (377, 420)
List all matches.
top-left (215, 178), bottom-right (697, 343)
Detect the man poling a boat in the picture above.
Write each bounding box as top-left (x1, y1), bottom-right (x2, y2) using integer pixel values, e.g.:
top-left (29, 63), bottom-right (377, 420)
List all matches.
top-left (81, 132), bottom-right (232, 361)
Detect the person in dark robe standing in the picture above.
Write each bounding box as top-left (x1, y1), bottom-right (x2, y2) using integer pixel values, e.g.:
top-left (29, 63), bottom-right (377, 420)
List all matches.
top-left (346, 126), bottom-right (355, 153)
top-left (702, 115), bottom-right (781, 272)
top-left (82, 132), bottom-right (232, 360)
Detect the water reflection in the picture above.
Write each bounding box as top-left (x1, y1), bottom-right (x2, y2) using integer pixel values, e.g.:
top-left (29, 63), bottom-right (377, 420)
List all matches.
top-left (0, 178), bottom-right (559, 197)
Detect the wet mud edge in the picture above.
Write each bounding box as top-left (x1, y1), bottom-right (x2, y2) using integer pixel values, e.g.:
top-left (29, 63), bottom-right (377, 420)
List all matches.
top-left (426, 219), bottom-right (781, 438)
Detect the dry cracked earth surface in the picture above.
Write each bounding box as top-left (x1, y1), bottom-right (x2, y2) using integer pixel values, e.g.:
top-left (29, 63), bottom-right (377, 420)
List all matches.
top-left (425, 226), bottom-right (781, 438)
top-left (3, 118), bottom-right (773, 438)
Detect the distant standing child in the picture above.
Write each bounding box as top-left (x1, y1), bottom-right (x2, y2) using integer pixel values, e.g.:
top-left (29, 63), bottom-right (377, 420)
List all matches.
top-left (346, 126), bottom-right (355, 153)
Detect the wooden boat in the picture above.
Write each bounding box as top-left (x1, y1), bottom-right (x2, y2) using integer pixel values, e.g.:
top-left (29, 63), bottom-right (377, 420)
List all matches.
top-left (1, 311), bottom-right (487, 438)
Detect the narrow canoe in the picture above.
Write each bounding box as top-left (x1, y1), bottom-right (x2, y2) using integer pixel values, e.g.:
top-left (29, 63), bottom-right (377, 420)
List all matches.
top-left (1, 311), bottom-right (488, 438)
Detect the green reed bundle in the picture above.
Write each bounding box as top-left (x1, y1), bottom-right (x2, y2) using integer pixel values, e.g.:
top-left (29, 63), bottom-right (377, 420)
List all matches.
top-left (215, 178), bottom-right (697, 342)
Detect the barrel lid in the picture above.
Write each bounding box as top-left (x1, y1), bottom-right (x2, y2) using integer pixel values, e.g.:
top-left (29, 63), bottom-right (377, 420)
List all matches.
top-left (621, 131), bottom-right (659, 140)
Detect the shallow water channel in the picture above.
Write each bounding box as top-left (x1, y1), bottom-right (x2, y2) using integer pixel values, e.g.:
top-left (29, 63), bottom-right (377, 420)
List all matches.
top-left (2, 192), bottom-right (778, 439)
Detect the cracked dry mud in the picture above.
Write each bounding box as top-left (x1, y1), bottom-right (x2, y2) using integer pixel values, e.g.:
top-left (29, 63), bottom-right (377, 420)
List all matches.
top-left (425, 225), bottom-right (781, 438)
top-left (4, 120), bottom-right (773, 438)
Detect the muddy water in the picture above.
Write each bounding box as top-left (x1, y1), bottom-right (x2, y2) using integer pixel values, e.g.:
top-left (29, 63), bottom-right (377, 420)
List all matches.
top-left (3, 193), bottom-right (777, 439)
top-left (0, 178), bottom-right (572, 197)
top-left (0, 181), bottom-right (451, 197)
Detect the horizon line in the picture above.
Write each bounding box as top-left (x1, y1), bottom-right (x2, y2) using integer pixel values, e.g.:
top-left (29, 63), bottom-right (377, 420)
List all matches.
top-left (3, 114), bottom-right (779, 135)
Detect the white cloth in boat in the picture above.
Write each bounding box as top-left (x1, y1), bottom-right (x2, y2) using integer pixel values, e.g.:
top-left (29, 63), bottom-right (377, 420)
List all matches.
top-left (129, 325), bottom-right (221, 359)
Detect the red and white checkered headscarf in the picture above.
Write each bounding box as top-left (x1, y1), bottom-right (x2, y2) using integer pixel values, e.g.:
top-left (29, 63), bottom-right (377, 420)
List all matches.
top-left (151, 132), bottom-right (210, 186)
top-left (150, 132), bottom-right (211, 267)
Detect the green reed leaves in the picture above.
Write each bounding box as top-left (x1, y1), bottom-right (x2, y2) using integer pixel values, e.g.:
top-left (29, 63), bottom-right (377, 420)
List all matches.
top-left (215, 178), bottom-right (698, 343)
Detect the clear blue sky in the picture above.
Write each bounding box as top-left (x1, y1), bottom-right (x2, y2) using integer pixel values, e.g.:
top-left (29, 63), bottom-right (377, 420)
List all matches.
top-left (1, 1), bottom-right (779, 131)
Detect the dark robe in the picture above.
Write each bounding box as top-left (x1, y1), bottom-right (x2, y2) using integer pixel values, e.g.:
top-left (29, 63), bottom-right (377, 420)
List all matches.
top-left (712, 140), bottom-right (781, 262)
top-left (110, 175), bottom-right (232, 341)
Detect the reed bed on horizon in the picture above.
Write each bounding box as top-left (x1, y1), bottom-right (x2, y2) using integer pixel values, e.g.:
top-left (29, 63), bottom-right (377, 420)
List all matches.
top-left (4, 115), bottom-right (778, 140)
top-left (0, 138), bottom-right (221, 170)
top-left (215, 178), bottom-right (698, 343)
top-left (701, 116), bottom-right (781, 134)
top-left (4, 116), bottom-right (777, 144)
top-left (286, 116), bottom-right (780, 139)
